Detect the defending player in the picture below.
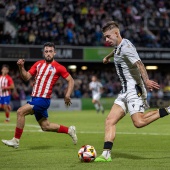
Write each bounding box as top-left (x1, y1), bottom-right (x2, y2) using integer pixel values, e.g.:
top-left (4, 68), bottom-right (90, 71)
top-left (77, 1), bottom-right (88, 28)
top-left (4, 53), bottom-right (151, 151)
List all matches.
top-left (89, 75), bottom-right (104, 114)
top-left (0, 64), bottom-right (14, 122)
top-left (94, 21), bottom-right (170, 162)
top-left (1, 42), bottom-right (77, 148)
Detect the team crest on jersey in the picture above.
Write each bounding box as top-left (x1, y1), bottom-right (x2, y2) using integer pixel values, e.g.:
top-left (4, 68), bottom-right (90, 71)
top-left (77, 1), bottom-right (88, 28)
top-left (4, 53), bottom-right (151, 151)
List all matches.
top-left (49, 66), bottom-right (54, 70)
top-left (37, 64), bottom-right (41, 70)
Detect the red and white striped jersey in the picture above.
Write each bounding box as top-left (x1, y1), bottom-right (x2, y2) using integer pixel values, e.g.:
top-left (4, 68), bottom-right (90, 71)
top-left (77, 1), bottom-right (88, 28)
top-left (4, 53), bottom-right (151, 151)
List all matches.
top-left (0, 75), bottom-right (14, 96)
top-left (28, 60), bottom-right (69, 98)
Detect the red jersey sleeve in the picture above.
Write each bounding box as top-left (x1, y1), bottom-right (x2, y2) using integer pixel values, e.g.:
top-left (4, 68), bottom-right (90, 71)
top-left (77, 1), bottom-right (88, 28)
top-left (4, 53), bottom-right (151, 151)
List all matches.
top-left (57, 65), bottom-right (70, 79)
top-left (28, 61), bottom-right (39, 76)
top-left (7, 75), bottom-right (14, 86)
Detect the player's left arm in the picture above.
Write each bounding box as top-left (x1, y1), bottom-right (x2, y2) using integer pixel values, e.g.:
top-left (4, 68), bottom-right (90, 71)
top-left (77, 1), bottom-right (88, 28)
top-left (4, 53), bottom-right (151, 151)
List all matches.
top-left (135, 60), bottom-right (160, 91)
top-left (64, 75), bottom-right (74, 106)
top-left (125, 44), bottom-right (160, 91)
top-left (58, 64), bottom-right (74, 106)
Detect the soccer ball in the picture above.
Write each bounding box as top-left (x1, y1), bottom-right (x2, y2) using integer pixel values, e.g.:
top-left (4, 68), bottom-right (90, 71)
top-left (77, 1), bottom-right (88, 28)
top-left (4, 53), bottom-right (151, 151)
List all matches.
top-left (78, 145), bottom-right (97, 162)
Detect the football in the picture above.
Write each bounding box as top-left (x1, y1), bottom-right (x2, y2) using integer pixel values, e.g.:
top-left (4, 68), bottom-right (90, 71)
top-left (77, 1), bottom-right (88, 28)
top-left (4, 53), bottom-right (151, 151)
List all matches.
top-left (78, 145), bottom-right (97, 162)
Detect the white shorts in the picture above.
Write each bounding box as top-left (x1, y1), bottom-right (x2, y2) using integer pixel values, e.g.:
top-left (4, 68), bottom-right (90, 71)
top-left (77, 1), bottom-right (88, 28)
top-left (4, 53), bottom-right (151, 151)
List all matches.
top-left (114, 85), bottom-right (149, 116)
top-left (92, 94), bottom-right (101, 101)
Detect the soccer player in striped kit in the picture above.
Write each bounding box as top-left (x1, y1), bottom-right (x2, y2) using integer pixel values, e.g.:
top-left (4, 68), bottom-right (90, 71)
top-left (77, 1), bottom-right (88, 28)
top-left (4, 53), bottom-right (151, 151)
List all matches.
top-left (0, 64), bottom-right (14, 122)
top-left (94, 21), bottom-right (170, 162)
top-left (2, 42), bottom-right (77, 148)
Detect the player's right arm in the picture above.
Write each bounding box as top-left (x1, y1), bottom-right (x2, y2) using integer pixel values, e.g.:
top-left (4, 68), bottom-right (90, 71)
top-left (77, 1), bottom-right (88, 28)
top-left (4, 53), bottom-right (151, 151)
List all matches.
top-left (64, 75), bottom-right (74, 106)
top-left (17, 59), bottom-right (32, 81)
top-left (103, 50), bottom-right (114, 64)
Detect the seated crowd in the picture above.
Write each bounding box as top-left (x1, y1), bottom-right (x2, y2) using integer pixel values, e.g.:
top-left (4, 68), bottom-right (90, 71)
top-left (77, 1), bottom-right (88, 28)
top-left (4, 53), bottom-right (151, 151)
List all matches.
top-left (0, 0), bottom-right (170, 47)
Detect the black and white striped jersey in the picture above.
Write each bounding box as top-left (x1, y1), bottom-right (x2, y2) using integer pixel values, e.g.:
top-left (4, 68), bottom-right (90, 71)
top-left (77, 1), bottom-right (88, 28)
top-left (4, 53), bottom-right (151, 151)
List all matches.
top-left (114, 38), bottom-right (144, 93)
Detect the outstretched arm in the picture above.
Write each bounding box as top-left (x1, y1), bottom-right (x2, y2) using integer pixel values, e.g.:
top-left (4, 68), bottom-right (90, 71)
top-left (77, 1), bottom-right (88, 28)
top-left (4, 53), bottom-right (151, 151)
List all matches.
top-left (64, 75), bottom-right (74, 106)
top-left (103, 50), bottom-right (114, 64)
top-left (17, 59), bottom-right (32, 81)
top-left (135, 60), bottom-right (160, 91)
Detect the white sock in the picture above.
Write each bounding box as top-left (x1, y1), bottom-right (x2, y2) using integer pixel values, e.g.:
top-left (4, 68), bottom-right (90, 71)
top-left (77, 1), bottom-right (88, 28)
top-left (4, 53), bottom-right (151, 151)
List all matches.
top-left (102, 150), bottom-right (111, 159)
top-left (94, 103), bottom-right (99, 110)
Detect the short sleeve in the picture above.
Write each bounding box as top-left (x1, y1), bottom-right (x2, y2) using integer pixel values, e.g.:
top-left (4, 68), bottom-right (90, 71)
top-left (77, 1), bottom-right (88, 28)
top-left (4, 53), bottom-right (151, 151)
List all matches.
top-left (7, 76), bottom-right (14, 86)
top-left (122, 44), bottom-right (141, 64)
top-left (57, 65), bottom-right (69, 79)
top-left (28, 62), bottom-right (39, 76)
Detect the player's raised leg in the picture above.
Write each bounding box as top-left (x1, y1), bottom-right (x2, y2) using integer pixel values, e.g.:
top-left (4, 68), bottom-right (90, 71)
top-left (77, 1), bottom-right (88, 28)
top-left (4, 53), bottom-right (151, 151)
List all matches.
top-left (95, 104), bottom-right (125, 162)
top-left (98, 100), bottom-right (105, 114)
top-left (38, 118), bottom-right (77, 145)
top-left (92, 100), bottom-right (100, 113)
top-left (131, 106), bottom-right (170, 128)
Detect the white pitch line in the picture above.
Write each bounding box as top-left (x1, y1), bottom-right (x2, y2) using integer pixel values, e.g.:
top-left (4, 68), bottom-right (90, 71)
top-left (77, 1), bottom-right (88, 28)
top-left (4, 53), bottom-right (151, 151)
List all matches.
top-left (0, 127), bottom-right (170, 136)
top-left (0, 124), bottom-right (169, 136)
top-left (78, 131), bottom-right (170, 136)
top-left (0, 123), bottom-right (42, 132)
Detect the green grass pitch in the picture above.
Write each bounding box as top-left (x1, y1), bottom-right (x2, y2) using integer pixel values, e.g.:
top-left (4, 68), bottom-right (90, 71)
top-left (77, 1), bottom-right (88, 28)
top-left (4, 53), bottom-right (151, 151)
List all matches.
top-left (0, 110), bottom-right (170, 170)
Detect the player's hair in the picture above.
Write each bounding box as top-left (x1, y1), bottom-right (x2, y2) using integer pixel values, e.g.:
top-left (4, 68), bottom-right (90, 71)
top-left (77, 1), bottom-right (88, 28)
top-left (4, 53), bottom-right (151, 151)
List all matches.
top-left (43, 42), bottom-right (56, 50)
top-left (102, 21), bottom-right (119, 32)
top-left (2, 64), bottom-right (9, 69)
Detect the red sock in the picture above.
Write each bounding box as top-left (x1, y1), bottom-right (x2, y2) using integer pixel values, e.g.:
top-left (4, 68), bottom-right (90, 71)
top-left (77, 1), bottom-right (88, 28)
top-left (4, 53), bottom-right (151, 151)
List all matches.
top-left (57, 125), bottom-right (68, 133)
top-left (5, 112), bottom-right (10, 119)
top-left (14, 127), bottom-right (23, 139)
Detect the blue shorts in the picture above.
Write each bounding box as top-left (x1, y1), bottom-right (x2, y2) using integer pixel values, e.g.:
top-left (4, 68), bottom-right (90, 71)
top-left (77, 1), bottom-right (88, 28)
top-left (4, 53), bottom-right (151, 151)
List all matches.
top-left (27, 97), bottom-right (50, 121)
top-left (0, 96), bottom-right (11, 105)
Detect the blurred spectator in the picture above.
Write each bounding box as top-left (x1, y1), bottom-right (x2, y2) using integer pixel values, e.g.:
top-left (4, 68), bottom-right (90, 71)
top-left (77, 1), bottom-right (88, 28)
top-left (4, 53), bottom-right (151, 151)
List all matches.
top-left (0, 0), bottom-right (169, 47)
top-left (28, 30), bottom-right (36, 44)
top-left (5, 0), bottom-right (16, 19)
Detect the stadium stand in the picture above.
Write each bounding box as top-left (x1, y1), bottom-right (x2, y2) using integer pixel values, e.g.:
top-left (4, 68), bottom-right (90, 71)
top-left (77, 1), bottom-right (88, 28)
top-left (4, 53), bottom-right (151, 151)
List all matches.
top-left (0, 1), bottom-right (170, 109)
top-left (0, 0), bottom-right (170, 47)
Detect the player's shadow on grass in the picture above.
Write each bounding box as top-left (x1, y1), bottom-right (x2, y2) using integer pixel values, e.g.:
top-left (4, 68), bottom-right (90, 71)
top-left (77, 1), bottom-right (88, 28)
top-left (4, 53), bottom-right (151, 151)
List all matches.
top-left (113, 152), bottom-right (151, 160)
top-left (7, 146), bottom-right (55, 152)
top-left (29, 145), bottom-right (54, 150)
